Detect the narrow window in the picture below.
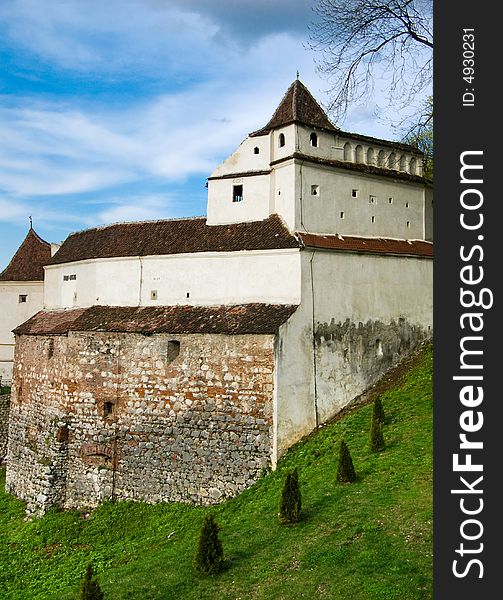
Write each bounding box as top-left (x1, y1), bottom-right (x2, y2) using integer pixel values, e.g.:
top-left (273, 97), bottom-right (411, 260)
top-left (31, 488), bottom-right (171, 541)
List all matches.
top-left (405, 202), bottom-right (409, 208)
top-left (388, 197), bottom-right (393, 204)
top-left (232, 184), bottom-right (243, 202)
top-left (104, 402), bottom-right (114, 417)
top-left (355, 145), bottom-right (363, 163)
top-left (186, 292), bottom-right (190, 298)
top-left (310, 132), bottom-right (318, 147)
top-left (340, 211), bottom-right (345, 219)
top-left (343, 142), bottom-right (353, 161)
top-left (253, 146), bottom-right (259, 154)
top-left (311, 185), bottom-right (319, 196)
top-left (167, 340), bottom-right (181, 362)
top-left (278, 133), bottom-right (285, 148)
top-left (18, 294), bottom-right (27, 303)
top-left (352, 189), bottom-right (358, 198)
top-left (369, 195), bottom-right (376, 204)
top-left (150, 290), bottom-right (158, 300)
top-left (407, 221), bottom-right (411, 228)
top-left (48, 338), bottom-right (54, 359)
top-left (56, 425), bottom-right (69, 443)
top-left (371, 216), bottom-right (375, 223)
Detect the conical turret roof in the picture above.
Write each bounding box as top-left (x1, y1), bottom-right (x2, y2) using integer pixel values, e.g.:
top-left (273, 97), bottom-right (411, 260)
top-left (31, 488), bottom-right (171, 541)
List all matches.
top-left (250, 79), bottom-right (337, 136)
top-left (0, 227), bottom-right (51, 281)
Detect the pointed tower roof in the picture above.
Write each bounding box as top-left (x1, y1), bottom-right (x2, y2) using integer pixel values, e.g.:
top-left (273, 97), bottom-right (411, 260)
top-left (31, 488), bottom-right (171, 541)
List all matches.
top-left (250, 79), bottom-right (338, 136)
top-left (0, 227), bottom-right (52, 281)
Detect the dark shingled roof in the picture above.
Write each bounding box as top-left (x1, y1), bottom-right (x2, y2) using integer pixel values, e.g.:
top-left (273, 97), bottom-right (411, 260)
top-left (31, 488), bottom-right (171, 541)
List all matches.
top-left (13, 304), bottom-right (299, 336)
top-left (250, 79), bottom-right (338, 136)
top-left (249, 80), bottom-right (422, 156)
top-left (0, 228), bottom-right (52, 281)
top-left (48, 214), bottom-right (300, 266)
top-left (298, 232), bottom-right (433, 258)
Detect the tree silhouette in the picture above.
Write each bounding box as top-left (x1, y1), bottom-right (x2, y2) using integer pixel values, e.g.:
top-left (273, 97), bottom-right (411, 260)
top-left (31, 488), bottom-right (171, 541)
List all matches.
top-left (279, 468), bottom-right (302, 523)
top-left (80, 564), bottom-right (104, 600)
top-left (336, 439), bottom-right (357, 483)
top-left (193, 513), bottom-right (224, 575)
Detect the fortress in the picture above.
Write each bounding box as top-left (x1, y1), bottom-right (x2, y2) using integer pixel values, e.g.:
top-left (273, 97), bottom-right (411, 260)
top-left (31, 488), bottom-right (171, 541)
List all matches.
top-left (2, 80), bottom-right (433, 514)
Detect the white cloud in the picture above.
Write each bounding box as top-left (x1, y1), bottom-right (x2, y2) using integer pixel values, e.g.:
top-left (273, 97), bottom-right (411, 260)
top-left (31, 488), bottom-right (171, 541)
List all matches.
top-left (93, 195), bottom-right (175, 225)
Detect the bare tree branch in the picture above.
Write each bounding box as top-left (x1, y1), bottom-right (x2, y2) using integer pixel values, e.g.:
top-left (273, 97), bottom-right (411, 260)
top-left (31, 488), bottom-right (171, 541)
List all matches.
top-left (308, 0), bottom-right (433, 127)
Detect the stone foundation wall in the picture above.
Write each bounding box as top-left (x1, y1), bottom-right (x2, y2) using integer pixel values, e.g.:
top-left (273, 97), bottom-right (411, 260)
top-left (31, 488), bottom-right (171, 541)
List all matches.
top-left (0, 393), bottom-right (10, 463)
top-left (6, 332), bottom-right (275, 515)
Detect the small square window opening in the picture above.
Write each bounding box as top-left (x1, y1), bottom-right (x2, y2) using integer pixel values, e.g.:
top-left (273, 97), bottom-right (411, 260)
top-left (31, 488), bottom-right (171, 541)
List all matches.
top-left (352, 189), bottom-right (358, 198)
top-left (311, 185), bottom-right (319, 196)
top-left (167, 340), bottom-right (181, 362)
top-left (18, 294), bottom-right (27, 303)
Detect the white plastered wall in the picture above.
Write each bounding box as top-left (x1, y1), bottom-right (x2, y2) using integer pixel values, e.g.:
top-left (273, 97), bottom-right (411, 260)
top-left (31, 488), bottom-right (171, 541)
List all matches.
top-left (43, 249), bottom-right (302, 310)
top-left (294, 162), bottom-right (428, 239)
top-left (0, 281), bottom-right (44, 383)
top-left (273, 248), bottom-right (433, 464)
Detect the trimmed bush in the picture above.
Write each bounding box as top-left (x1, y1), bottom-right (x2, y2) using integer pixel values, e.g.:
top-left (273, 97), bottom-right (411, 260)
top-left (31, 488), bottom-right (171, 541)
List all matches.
top-left (373, 397), bottom-right (385, 424)
top-left (279, 467), bottom-right (302, 523)
top-left (193, 513), bottom-right (224, 575)
top-left (336, 439), bottom-right (357, 483)
top-left (80, 564), bottom-right (104, 600)
top-left (369, 413), bottom-right (385, 452)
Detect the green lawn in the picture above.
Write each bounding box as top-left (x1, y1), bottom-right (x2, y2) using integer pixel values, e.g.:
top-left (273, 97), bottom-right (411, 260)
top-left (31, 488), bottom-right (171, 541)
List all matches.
top-left (0, 345), bottom-right (432, 600)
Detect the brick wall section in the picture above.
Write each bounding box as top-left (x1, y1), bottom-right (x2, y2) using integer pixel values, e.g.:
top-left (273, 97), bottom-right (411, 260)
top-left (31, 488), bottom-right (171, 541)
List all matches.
top-left (6, 332), bottom-right (275, 515)
top-left (0, 394), bottom-right (10, 463)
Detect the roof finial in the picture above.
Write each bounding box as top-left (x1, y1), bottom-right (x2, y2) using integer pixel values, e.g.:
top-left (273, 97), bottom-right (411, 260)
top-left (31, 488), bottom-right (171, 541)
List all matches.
top-left (296, 70), bottom-right (300, 80)
top-left (29, 215), bottom-right (33, 229)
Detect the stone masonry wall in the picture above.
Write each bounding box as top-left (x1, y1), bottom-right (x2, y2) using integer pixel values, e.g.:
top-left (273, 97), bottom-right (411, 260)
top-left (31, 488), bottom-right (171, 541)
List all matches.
top-left (0, 393), bottom-right (10, 463)
top-left (6, 332), bottom-right (275, 515)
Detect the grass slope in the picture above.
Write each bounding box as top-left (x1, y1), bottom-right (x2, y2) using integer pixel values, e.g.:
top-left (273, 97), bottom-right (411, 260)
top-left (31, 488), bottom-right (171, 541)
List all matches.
top-left (0, 345), bottom-right (432, 600)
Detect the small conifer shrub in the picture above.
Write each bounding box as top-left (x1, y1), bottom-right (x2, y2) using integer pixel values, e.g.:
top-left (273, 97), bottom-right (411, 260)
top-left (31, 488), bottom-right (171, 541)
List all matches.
top-left (80, 564), bottom-right (104, 600)
top-left (369, 412), bottom-right (386, 452)
top-left (336, 439), bottom-right (357, 483)
top-left (193, 513), bottom-right (224, 575)
top-left (279, 467), bottom-right (302, 523)
top-left (373, 397), bottom-right (385, 424)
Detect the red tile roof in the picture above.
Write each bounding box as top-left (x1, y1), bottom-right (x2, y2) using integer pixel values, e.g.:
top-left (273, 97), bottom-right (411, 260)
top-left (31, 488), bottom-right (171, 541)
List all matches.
top-left (0, 228), bottom-right (52, 281)
top-left (47, 214), bottom-right (300, 266)
top-left (298, 233), bottom-right (433, 258)
top-left (13, 304), bottom-right (299, 336)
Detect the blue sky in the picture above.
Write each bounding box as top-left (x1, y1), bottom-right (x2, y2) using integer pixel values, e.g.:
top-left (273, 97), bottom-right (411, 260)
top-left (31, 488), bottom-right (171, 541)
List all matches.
top-left (0, 0), bottom-right (423, 270)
